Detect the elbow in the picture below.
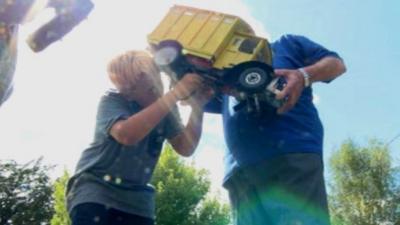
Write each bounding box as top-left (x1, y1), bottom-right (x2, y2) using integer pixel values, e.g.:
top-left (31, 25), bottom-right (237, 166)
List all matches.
top-left (170, 138), bottom-right (196, 157)
top-left (179, 147), bottom-right (195, 157)
top-left (339, 62), bottom-right (347, 75)
top-left (111, 123), bottom-right (138, 146)
top-left (335, 58), bottom-right (347, 76)
top-left (174, 142), bottom-right (195, 157)
top-left (169, 131), bottom-right (201, 157)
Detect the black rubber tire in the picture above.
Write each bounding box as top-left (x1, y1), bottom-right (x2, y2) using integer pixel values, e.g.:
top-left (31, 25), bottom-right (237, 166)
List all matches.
top-left (154, 41), bottom-right (183, 67)
top-left (237, 67), bottom-right (270, 92)
top-left (154, 46), bottom-right (180, 67)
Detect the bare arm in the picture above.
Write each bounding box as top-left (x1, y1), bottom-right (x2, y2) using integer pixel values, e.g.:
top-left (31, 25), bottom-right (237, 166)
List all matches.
top-left (168, 108), bottom-right (204, 157)
top-left (168, 86), bottom-right (214, 157)
top-left (275, 56), bottom-right (346, 114)
top-left (110, 74), bottom-right (202, 145)
top-left (303, 56), bottom-right (346, 83)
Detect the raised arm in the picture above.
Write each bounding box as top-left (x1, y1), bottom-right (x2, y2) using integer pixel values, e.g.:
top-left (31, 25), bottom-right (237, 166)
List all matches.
top-left (168, 86), bottom-right (215, 157)
top-left (110, 74), bottom-right (202, 146)
top-left (301, 56), bottom-right (346, 83)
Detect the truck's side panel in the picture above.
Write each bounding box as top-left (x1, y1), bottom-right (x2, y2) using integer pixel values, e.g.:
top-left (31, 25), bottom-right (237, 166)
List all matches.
top-left (202, 17), bottom-right (236, 60)
top-left (149, 7), bottom-right (183, 42)
top-left (179, 12), bottom-right (210, 47)
top-left (148, 5), bottom-right (272, 69)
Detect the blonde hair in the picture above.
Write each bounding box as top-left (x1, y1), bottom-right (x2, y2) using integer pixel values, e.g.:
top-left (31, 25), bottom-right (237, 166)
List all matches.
top-left (107, 50), bottom-right (163, 94)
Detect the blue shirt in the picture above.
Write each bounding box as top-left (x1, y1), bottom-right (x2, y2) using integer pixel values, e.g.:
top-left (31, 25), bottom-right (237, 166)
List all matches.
top-left (205, 34), bottom-right (341, 182)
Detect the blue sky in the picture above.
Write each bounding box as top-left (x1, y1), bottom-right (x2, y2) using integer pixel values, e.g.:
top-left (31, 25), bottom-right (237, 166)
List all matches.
top-left (241, 0), bottom-right (400, 166)
top-left (0, 0), bottom-right (399, 198)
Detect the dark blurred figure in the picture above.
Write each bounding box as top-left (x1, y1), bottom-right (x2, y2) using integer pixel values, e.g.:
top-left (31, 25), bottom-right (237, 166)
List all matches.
top-left (0, 0), bottom-right (93, 106)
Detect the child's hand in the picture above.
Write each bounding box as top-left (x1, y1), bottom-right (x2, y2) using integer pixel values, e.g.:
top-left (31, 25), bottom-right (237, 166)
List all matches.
top-left (184, 85), bottom-right (215, 109)
top-left (172, 73), bottom-right (203, 100)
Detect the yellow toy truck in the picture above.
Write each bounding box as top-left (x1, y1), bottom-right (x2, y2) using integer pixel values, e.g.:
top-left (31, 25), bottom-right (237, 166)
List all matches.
top-left (147, 5), bottom-right (284, 112)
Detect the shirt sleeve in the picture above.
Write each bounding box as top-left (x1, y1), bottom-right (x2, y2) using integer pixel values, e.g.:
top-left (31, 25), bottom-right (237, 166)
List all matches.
top-left (95, 93), bottom-right (131, 140)
top-left (291, 35), bottom-right (342, 66)
top-left (163, 105), bottom-right (184, 139)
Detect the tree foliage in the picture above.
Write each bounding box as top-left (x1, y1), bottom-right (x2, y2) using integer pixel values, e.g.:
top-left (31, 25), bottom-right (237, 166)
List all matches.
top-left (51, 170), bottom-right (71, 225)
top-left (195, 197), bottom-right (231, 225)
top-left (0, 158), bottom-right (54, 225)
top-left (152, 145), bottom-right (231, 225)
top-left (329, 139), bottom-right (400, 225)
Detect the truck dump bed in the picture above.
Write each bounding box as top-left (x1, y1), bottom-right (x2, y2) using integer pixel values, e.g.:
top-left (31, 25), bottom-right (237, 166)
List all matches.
top-left (148, 5), bottom-right (256, 61)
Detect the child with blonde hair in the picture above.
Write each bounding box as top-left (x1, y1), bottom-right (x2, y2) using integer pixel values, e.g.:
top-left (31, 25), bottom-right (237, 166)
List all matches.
top-left (67, 50), bottom-right (212, 225)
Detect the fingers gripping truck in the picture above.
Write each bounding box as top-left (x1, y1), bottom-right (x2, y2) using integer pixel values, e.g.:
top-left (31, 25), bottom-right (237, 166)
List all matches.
top-left (147, 5), bottom-right (284, 113)
top-left (0, 0), bottom-right (94, 52)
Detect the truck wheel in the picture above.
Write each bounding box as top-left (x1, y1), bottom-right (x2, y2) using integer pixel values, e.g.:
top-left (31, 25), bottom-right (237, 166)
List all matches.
top-left (154, 41), bottom-right (182, 67)
top-left (237, 66), bottom-right (271, 92)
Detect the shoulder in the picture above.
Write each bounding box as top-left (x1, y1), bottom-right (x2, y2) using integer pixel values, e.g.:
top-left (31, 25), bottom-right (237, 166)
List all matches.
top-left (271, 34), bottom-right (307, 57)
top-left (98, 89), bottom-right (141, 112)
top-left (272, 34), bottom-right (312, 46)
top-left (104, 88), bottom-right (122, 97)
top-left (273, 34), bottom-right (331, 54)
top-left (97, 89), bottom-right (130, 109)
top-left (101, 89), bottom-right (126, 101)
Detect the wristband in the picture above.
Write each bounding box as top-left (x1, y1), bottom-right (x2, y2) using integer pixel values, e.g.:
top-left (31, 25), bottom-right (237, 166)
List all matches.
top-left (298, 68), bottom-right (311, 87)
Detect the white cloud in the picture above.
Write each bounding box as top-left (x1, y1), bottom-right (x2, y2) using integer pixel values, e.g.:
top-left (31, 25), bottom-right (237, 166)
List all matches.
top-left (0, 0), bottom-right (263, 195)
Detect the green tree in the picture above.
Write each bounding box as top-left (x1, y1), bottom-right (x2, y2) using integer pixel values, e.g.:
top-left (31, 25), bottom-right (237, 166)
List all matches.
top-left (195, 197), bottom-right (231, 225)
top-left (152, 145), bottom-right (231, 225)
top-left (329, 139), bottom-right (400, 225)
top-left (51, 170), bottom-right (71, 225)
top-left (0, 158), bottom-right (54, 225)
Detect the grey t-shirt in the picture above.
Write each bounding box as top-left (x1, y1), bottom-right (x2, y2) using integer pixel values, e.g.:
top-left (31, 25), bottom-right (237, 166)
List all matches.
top-left (0, 25), bottom-right (18, 107)
top-left (66, 90), bottom-right (183, 219)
